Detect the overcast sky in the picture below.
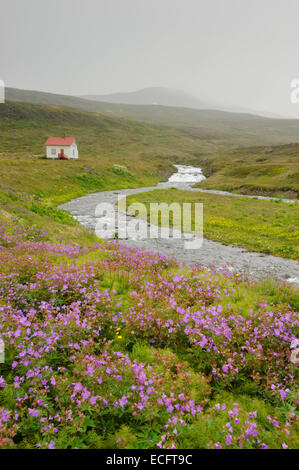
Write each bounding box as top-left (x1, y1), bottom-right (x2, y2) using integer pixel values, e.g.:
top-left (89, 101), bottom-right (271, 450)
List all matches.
top-left (1, 0), bottom-right (299, 117)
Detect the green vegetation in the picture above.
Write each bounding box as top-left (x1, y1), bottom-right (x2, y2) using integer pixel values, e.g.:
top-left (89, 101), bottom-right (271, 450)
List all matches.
top-left (0, 99), bottom-right (298, 449)
top-left (195, 144), bottom-right (299, 198)
top-left (0, 213), bottom-right (298, 449)
top-left (7, 87), bottom-right (299, 148)
top-left (0, 185), bottom-right (95, 247)
top-left (125, 189), bottom-right (299, 260)
top-left (5, 90), bottom-right (299, 200)
top-left (0, 101), bottom-right (212, 205)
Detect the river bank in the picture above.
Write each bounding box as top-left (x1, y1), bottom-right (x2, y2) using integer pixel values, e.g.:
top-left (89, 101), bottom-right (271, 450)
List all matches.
top-left (60, 165), bottom-right (299, 284)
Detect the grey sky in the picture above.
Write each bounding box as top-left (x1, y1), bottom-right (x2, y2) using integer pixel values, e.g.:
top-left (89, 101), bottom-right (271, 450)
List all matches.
top-left (1, 0), bottom-right (299, 117)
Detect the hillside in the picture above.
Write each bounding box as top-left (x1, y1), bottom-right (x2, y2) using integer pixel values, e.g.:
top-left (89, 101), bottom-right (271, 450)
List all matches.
top-left (0, 101), bottom-right (212, 204)
top-left (1, 100), bottom-right (299, 203)
top-left (194, 143), bottom-right (299, 198)
top-left (6, 87), bottom-right (299, 148)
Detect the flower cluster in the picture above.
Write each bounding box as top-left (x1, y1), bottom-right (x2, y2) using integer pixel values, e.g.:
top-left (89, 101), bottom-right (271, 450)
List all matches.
top-left (0, 220), bottom-right (298, 449)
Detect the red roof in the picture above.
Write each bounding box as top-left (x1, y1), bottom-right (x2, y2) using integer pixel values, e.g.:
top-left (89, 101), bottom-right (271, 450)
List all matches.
top-left (45, 137), bottom-right (75, 146)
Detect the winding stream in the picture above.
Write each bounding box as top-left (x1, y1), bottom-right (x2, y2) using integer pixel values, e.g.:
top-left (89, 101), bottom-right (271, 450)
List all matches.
top-left (59, 165), bottom-right (299, 284)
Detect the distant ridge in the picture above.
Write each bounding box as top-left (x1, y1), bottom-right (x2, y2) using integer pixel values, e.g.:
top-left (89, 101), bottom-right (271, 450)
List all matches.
top-left (5, 87), bottom-right (299, 147)
top-left (81, 86), bottom-right (284, 119)
top-left (81, 86), bottom-right (208, 109)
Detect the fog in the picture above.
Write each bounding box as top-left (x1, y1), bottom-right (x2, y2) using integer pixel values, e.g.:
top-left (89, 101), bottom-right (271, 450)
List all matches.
top-left (1, 0), bottom-right (299, 117)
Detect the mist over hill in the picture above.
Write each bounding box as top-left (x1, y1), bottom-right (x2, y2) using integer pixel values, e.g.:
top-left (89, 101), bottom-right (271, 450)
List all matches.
top-left (81, 87), bottom-right (208, 109)
top-left (5, 87), bottom-right (299, 148)
top-left (81, 87), bottom-right (283, 118)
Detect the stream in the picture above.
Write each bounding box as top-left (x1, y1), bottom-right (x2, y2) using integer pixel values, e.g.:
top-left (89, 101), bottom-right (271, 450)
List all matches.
top-left (59, 165), bottom-right (299, 284)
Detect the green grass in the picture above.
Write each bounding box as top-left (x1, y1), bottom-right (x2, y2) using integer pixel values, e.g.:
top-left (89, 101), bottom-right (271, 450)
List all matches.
top-left (0, 100), bottom-right (298, 260)
top-left (0, 101), bottom-right (217, 249)
top-left (0, 101), bottom-right (212, 205)
top-left (0, 100), bottom-right (298, 449)
top-left (0, 187), bottom-right (96, 247)
top-left (1, 100), bottom-right (299, 203)
top-left (0, 225), bottom-right (297, 449)
top-left (194, 143), bottom-right (299, 198)
top-left (7, 86), bottom-right (299, 148)
top-left (125, 189), bottom-right (299, 260)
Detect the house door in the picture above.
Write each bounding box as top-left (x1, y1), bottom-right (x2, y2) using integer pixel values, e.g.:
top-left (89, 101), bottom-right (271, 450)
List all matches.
top-left (58, 149), bottom-right (66, 159)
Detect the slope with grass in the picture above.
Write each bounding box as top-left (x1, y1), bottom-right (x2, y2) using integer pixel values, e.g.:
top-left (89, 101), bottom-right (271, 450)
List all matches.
top-left (0, 101), bottom-right (213, 205)
top-left (5, 88), bottom-right (299, 200)
top-left (6, 87), bottom-right (299, 148)
top-left (194, 143), bottom-right (299, 199)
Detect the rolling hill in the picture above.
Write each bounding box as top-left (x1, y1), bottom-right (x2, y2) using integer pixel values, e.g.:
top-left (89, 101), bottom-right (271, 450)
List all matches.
top-left (81, 86), bottom-right (283, 118)
top-left (0, 100), bottom-right (212, 204)
top-left (194, 143), bottom-right (299, 198)
top-left (6, 87), bottom-right (299, 148)
top-left (1, 97), bottom-right (299, 201)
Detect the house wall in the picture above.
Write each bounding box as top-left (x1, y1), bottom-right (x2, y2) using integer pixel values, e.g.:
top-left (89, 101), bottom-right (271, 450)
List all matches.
top-left (71, 143), bottom-right (79, 159)
top-left (46, 144), bottom-right (79, 159)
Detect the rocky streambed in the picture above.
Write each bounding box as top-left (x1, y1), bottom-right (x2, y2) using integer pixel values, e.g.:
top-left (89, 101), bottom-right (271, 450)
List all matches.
top-left (59, 165), bottom-right (299, 284)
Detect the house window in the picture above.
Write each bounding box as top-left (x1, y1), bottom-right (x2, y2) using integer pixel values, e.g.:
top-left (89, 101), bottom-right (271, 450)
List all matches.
top-left (51, 148), bottom-right (56, 155)
top-left (73, 149), bottom-right (75, 156)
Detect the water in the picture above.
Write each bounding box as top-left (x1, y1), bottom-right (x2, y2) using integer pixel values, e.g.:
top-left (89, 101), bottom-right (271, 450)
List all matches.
top-left (157, 164), bottom-right (206, 190)
top-left (167, 164), bottom-right (206, 183)
top-left (59, 164), bottom-right (299, 284)
top-left (159, 164), bottom-right (298, 205)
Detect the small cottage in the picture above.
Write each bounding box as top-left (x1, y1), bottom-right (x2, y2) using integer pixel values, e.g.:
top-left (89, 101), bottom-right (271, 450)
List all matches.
top-left (45, 137), bottom-right (79, 160)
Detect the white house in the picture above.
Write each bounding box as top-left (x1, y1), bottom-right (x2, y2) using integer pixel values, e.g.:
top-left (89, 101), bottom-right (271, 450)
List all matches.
top-left (45, 137), bottom-right (79, 160)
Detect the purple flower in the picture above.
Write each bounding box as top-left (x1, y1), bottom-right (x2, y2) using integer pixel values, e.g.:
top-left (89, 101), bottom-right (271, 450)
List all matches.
top-left (89, 396), bottom-right (98, 405)
top-left (28, 408), bottom-right (40, 417)
top-left (119, 395), bottom-right (128, 407)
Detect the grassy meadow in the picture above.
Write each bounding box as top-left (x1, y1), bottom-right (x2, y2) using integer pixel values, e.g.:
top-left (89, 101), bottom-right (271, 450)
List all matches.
top-left (125, 189), bottom-right (299, 260)
top-left (0, 99), bottom-right (298, 449)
